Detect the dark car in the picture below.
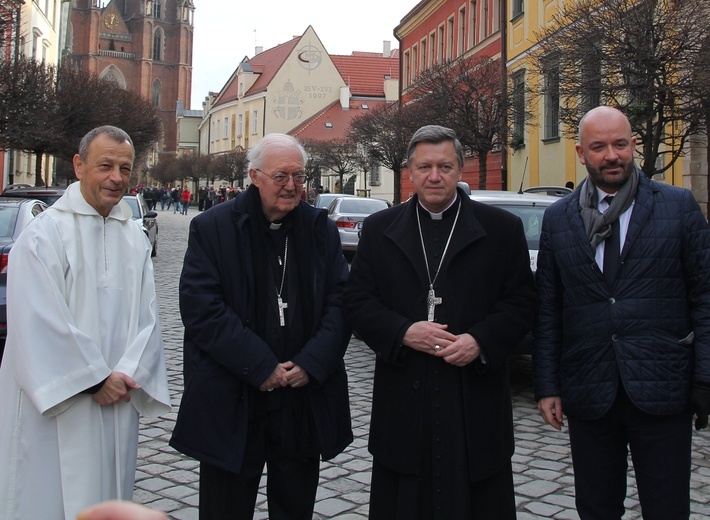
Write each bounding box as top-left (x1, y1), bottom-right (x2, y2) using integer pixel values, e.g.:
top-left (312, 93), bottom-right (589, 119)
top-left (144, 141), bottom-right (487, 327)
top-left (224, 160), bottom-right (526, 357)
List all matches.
top-left (0, 198), bottom-right (48, 362)
top-left (0, 186), bottom-right (66, 206)
top-left (122, 193), bottom-right (158, 257)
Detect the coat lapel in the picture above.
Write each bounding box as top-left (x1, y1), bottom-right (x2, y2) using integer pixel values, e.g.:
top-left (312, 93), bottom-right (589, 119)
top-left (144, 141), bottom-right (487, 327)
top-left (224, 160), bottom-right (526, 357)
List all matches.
top-left (622, 174), bottom-right (654, 261)
top-left (565, 190), bottom-right (598, 262)
top-left (383, 192), bottom-right (486, 288)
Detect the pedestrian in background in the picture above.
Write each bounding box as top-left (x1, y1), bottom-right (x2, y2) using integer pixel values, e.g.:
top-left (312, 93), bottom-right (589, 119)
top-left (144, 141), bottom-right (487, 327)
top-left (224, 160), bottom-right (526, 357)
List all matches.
top-left (170, 133), bottom-right (352, 519)
top-left (171, 187), bottom-right (181, 214)
top-left (344, 125), bottom-right (537, 519)
top-left (534, 106), bottom-right (710, 520)
top-left (181, 187), bottom-right (191, 215)
top-left (0, 125), bottom-right (171, 519)
top-left (159, 185), bottom-right (168, 211)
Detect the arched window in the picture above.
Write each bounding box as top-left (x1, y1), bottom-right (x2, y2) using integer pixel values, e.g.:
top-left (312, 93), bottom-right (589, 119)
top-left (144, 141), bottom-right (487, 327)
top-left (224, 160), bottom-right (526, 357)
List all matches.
top-left (152, 80), bottom-right (161, 108)
top-left (99, 65), bottom-right (127, 88)
top-left (152, 28), bottom-right (163, 61)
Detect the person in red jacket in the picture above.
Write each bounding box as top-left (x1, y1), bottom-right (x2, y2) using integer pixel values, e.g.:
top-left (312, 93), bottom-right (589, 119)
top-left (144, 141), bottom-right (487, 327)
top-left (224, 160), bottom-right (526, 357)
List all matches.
top-left (181, 188), bottom-right (191, 215)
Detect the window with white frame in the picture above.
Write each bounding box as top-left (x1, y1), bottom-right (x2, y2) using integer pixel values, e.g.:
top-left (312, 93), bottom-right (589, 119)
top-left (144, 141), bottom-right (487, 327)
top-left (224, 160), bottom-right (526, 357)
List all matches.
top-left (513, 0), bottom-right (524, 18)
top-left (511, 70), bottom-right (526, 144)
top-left (237, 114), bottom-right (243, 137)
top-left (458, 6), bottom-right (466, 56)
top-left (469, 0), bottom-right (477, 46)
top-left (224, 118), bottom-right (229, 139)
top-left (447, 17), bottom-right (454, 60)
top-left (543, 54), bottom-right (560, 139)
top-left (251, 110), bottom-right (258, 134)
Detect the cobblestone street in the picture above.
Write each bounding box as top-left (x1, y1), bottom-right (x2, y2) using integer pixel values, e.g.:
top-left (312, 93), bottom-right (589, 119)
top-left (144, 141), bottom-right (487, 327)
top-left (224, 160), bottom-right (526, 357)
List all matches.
top-left (135, 207), bottom-right (710, 519)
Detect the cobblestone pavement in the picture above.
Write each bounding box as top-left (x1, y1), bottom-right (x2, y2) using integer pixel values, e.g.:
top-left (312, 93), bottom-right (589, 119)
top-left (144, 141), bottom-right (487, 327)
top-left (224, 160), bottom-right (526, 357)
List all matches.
top-left (136, 207), bottom-right (710, 519)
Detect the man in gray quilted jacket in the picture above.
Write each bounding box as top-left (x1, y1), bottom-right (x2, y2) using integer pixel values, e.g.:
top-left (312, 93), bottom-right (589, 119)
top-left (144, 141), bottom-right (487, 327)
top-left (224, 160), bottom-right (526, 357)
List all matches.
top-left (534, 106), bottom-right (710, 520)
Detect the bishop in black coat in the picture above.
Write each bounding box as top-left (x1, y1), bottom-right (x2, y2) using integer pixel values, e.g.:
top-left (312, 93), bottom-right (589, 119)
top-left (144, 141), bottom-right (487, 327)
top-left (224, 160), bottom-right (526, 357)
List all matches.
top-left (344, 125), bottom-right (537, 520)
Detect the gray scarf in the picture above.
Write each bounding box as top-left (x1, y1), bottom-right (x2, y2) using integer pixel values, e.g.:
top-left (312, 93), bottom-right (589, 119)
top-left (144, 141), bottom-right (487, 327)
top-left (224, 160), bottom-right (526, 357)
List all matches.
top-left (579, 166), bottom-right (640, 248)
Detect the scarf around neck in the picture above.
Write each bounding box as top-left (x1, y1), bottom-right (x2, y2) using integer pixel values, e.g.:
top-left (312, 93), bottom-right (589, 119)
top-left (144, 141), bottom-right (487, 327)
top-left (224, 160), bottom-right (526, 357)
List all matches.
top-left (578, 166), bottom-right (640, 249)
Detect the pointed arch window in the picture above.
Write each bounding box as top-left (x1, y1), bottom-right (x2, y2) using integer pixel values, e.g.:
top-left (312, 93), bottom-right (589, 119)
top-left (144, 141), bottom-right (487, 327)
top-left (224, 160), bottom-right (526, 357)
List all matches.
top-left (152, 28), bottom-right (163, 61)
top-left (152, 80), bottom-right (162, 108)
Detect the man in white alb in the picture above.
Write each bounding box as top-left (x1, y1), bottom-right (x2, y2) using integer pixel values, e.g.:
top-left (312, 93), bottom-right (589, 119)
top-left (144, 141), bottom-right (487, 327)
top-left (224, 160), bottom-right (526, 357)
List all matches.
top-left (0, 125), bottom-right (171, 519)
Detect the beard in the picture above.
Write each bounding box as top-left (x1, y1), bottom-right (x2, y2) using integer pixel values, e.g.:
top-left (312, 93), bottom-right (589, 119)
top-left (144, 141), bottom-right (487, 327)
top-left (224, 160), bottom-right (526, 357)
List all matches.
top-left (586, 159), bottom-right (634, 192)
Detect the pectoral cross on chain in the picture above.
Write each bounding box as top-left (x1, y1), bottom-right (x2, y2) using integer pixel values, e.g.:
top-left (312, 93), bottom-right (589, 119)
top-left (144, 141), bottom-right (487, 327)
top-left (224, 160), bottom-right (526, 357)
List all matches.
top-left (277, 296), bottom-right (288, 327)
top-left (427, 287), bottom-right (442, 322)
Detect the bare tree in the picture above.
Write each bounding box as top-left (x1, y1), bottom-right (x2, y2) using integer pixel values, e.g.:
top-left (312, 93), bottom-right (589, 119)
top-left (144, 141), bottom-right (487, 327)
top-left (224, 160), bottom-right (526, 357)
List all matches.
top-left (0, 57), bottom-right (162, 185)
top-left (54, 64), bottom-right (162, 163)
top-left (529, 0), bottom-right (710, 178)
top-left (304, 138), bottom-right (361, 194)
top-left (406, 55), bottom-right (506, 189)
top-left (349, 101), bottom-right (421, 204)
top-left (0, 55), bottom-right (57, 185)
top-left (211, 148), bottom-right (247, 187)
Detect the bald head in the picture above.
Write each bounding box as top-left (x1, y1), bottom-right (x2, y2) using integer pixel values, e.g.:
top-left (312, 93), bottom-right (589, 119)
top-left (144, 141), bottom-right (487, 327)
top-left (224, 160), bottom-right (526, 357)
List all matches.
top-left (575, 106), bottom-right (637, 193)
top-left (578, 106), bottom-right (632, 145)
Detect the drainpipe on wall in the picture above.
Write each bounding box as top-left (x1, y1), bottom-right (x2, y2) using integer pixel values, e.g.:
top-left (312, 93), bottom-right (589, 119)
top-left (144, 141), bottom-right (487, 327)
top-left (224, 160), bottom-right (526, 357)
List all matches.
top-left (500, 0), bottom-right (508, 192)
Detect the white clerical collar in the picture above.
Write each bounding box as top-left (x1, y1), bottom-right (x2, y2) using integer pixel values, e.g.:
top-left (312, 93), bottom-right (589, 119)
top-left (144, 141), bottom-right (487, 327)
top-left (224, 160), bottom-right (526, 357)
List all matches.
top-left (418, 195), bottom-right (458, 220)
top-left (269, 221), bottom-right (283, 230)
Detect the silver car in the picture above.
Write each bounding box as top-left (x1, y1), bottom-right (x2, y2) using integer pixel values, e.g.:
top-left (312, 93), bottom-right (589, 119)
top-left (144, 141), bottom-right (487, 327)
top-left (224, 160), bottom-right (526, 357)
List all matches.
top-left (327, 197), bottom-right (390, 255)
top-left (122, 194), bottom-right (159, 257)
top-left (470, 190), bottom-right (562, 355)
top-left (470, 190), bottom-right (561, 273)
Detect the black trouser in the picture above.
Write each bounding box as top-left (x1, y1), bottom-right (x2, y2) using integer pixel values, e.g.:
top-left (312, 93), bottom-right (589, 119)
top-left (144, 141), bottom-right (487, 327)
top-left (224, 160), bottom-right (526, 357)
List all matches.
top-left (568, 387), bottom-right (692, 520)
top-left (198, 414), bottom-right (319, 520)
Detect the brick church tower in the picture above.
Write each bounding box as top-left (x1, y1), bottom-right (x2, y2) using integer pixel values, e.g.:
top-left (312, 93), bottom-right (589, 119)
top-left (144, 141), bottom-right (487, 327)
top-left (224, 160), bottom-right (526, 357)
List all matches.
top-left (65, 0), bottom-right (194, 160)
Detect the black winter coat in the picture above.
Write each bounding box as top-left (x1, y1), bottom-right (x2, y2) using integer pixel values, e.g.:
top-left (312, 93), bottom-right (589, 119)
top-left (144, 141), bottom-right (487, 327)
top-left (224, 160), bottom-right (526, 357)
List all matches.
top-left (170, 193), bottom-right (353, 472)
top-left (344, 189), bottom-right (537, 482)
top-left (534, 173), bottom-right (710, 420)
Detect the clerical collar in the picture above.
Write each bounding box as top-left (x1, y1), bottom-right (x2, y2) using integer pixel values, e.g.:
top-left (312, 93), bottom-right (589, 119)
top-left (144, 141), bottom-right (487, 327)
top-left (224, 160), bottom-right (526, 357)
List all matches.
top-left (418, 195), bottom-right (458, 220)
top-left (269, 221), bottom-right (283, 230)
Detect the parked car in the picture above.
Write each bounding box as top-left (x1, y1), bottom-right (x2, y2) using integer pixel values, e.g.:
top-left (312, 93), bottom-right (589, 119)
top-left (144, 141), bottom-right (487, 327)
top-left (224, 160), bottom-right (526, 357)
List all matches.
top-left (0, 198), bottom-right (48, 362)
top-left (470, 190), bottom-right (559, 273)
top-left (313, 192), bottom-right (356, 209)
top-left (122, 193), bottom-right (158, 257)
top-left (523, 185), bottom-right (573, 197)
top-left (327, 196), bottom-right (390, 256)
top-left (0, 186), bottom-right (66, 206)
top-left (470, 190), bottom-right (560, 355)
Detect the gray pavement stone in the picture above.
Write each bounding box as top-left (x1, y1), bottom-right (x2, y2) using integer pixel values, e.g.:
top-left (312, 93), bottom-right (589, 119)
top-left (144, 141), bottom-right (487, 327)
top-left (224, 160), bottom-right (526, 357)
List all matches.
top-left (134, 208), bottom-right (710, 519)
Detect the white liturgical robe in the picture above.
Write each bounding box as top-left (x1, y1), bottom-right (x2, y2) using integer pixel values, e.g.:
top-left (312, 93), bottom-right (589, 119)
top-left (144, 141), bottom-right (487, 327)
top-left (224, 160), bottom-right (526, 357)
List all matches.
top-left (0, 183), bottom-right (171, 520)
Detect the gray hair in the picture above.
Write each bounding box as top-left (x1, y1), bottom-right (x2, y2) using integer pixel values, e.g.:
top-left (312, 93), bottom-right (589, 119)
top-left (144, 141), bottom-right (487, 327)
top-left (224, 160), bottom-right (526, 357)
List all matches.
top-left (247, 133), bottom-right (308, 171)
top-left (78, 126), bottom-right (134, 161)
top-left (406, 125), bottom-right (464, 168)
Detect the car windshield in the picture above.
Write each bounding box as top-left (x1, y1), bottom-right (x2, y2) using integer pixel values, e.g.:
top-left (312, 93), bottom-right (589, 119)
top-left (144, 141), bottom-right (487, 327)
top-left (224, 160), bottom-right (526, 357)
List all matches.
top-left (123, 197), bottom-right (141, 219)
top-left (0, 207), bottom-right (19, 238)
top-left (338, 199), bottom-right (388, 214)
top-left (494, 205), bottom-right (544, 250)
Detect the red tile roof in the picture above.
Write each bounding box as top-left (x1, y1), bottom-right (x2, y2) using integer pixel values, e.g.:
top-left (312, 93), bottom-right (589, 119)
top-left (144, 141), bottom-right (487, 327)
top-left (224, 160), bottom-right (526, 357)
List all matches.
top-left (213, 37), bottom-right (299, 108)
top-left (330, 53), bottom-right (399, 98)
top-left (289, 99), bottom-right (389, 141)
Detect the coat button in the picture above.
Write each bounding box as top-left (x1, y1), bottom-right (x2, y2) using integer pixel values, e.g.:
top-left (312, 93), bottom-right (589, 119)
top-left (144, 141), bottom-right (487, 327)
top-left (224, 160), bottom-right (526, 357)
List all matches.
top-left (241, 368), bottom-right (249, 375)
top-left (612, 334), bottom-right (618, 341)
top-left (413, 380), bottom-right (420, 389)
top-left (609, 297), bottom-right (616, 304)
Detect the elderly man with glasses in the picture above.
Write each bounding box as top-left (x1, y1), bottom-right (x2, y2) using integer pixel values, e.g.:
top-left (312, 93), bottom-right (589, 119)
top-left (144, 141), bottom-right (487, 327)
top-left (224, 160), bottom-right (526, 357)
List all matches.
top-left (170, 133), bottom-right (353, 520)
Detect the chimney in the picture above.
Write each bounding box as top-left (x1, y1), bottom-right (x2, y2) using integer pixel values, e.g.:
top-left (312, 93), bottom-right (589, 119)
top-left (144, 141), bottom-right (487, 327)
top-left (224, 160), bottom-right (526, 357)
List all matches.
top-left (383, 40), bottom-right (391, 57)
top-left (255, 46), bottom-right (264, 55)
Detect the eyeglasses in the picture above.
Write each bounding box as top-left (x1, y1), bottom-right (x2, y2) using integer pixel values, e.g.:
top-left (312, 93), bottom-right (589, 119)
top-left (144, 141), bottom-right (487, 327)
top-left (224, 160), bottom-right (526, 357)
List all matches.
top-left (255, 169), bottom-right (307, 186)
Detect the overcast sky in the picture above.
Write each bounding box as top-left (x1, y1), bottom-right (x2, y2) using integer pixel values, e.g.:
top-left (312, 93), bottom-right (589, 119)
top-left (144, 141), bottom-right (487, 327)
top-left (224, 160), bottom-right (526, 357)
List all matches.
top-left (189, 2), bottom-right (410, 108)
